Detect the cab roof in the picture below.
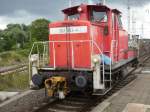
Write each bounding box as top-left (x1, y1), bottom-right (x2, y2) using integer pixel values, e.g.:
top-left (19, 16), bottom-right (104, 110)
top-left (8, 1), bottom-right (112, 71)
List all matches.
top-left (62, 4), bottom-right (121, 14)
top-left (112, 9), bottom-right (121, 14)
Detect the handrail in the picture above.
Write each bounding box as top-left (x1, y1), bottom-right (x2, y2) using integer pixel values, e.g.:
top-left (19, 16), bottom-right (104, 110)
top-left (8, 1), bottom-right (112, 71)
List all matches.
top-left (29, 40), bottom-right (105, 66)
top-left (92, 41), bottom-right (105, 84)
top-left (29, 40), bottom-right (112, 91)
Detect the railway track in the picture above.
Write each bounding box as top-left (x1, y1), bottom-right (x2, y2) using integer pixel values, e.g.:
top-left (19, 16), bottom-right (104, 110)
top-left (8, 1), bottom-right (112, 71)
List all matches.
top-left (0, 64), bottom-right (27, 75)
top-left (30, 54), bottom-right (150, 112)
top-left (29, 55), bottom-right (150, 112)
top-left (138, 53), bottom-right (150, 66)
top-left (1, 54), bottom-right (148, 112)
top-left (30, 69), bottom-right (137, 112)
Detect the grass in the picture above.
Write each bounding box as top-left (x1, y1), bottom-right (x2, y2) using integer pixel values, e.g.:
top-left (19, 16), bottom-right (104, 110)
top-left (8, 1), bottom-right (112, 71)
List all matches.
top-left (0, 49), bottom-right (29, 66)
top-left (0, 71), bottom-right (29, 91)
top-left (0, 49), bottom-right (30, 91)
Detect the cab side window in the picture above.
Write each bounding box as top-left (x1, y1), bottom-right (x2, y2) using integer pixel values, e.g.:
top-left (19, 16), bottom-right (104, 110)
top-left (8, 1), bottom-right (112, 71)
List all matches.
top-left (117, 15), bottom-right (123, 28)
top-left (68, 13), bottom-right (80, 20)
top-left (91, 10), bottom-right (108, 22)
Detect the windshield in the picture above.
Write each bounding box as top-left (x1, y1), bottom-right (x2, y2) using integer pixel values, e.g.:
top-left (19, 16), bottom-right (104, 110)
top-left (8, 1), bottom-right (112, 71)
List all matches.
top-left (68, 14), bottom-right (80, 20)
top-left (91, 11), bottom-right (107, 22)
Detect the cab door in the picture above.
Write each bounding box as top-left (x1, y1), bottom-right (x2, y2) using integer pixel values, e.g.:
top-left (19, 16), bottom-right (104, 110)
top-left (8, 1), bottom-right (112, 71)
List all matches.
top-left (49, 26), bottom-right (70, 68)
top-left (49, 24), bottom-right (91, 69)
top-left (67, 25), bottom-right (91, 69)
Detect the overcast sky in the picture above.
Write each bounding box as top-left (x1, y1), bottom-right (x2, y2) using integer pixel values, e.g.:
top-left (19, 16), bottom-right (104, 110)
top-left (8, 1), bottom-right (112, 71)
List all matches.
top-left (0, 0), bottom-right (150, 38)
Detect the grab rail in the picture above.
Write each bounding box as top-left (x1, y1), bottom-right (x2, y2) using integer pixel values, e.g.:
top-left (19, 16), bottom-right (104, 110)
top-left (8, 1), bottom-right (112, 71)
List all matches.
top-left (29, 40), bottom-right (112, 92)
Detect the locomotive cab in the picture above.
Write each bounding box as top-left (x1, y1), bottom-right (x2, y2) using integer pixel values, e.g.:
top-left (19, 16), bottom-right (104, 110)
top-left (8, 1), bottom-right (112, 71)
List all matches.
top-left (29, 4), bottom-right (138, 98)
top-left (63, 5), bottom-right (109, 23)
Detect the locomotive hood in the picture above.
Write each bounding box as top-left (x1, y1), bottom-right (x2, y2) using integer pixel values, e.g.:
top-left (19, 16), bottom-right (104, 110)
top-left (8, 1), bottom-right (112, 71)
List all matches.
top-left (49, 20), bottom-right (92, 69)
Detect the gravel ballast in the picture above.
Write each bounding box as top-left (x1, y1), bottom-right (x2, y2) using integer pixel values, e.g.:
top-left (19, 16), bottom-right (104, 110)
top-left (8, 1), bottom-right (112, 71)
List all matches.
top-left (0, 89), bottom-right (49, 112)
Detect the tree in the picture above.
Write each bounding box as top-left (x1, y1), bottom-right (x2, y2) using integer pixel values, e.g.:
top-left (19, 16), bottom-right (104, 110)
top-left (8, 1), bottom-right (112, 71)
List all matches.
top-left (0, 31), bottom-right (6, 52)
top-left (30, 18), bottom-right (50, 41)
top-left (0, 18), bottom-right (50, 52)
top-left (0, 24), bottom-right (29, 50)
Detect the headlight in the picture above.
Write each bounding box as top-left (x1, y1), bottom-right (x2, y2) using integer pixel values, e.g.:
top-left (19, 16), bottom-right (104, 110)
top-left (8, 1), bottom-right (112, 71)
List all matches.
top-left (92, 57), bottom-right (100, 64)
top-left (30, 57), bottom-right (35, 62)
top-left (93, 58), bottom-right (99, 63)
top-left (30, 54), bottom-right (39, 62)
top-left (92, 55), bottom-right (100, 64)
top-left (77, 7), bottom-right (83, 12)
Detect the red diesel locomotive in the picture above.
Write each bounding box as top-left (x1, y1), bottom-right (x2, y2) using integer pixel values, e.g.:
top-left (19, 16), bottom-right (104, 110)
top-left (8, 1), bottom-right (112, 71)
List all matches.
top-left (29, 3), bottom-right (138, 99)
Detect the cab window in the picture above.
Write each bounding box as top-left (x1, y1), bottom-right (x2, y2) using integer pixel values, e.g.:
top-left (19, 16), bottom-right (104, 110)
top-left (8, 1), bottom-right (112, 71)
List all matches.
top-left (91, 11), bottom-right (107, 22)
top-left (68, 13), bottom-right (80, 20)
top-left (117, 15), bottom-right (122, 28)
